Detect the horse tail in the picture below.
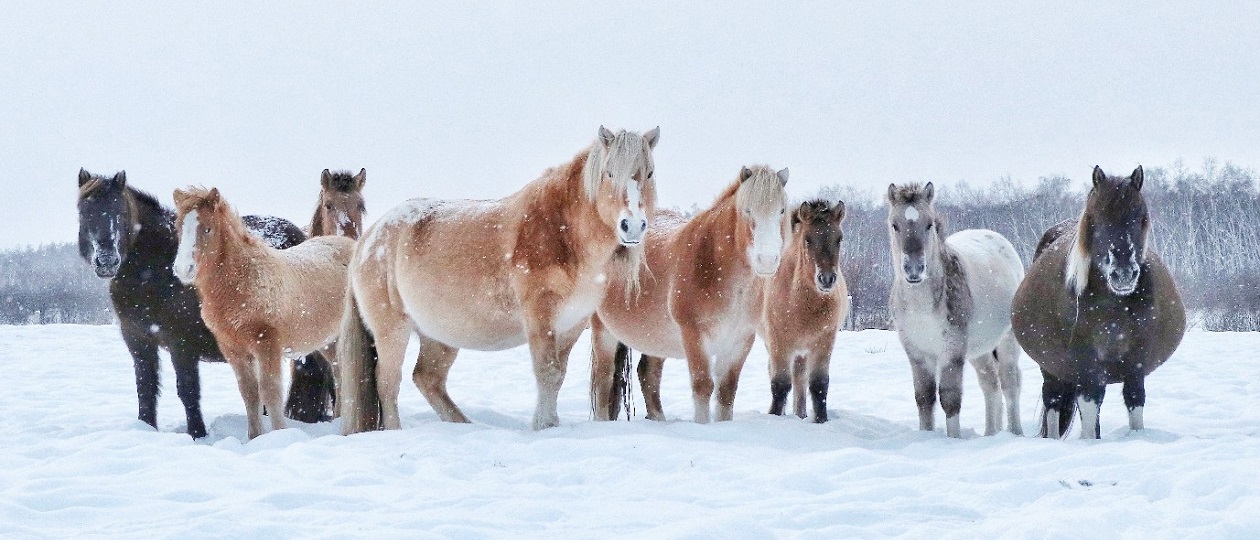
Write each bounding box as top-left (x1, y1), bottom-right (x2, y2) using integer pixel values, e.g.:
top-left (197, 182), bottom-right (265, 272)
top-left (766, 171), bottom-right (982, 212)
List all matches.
top-left (1037, 370), bottom-right (1077, 439)
top-left (337, 292), bottom-right (381, 435)
top-left (608, 342), bottom-right (632, 420)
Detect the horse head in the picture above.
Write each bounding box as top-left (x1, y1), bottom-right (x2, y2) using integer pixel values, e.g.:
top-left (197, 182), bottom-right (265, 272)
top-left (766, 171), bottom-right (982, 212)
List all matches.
top-left (172, 186), bottom-right (232, 285)
top-left (794, 198), bottom-right (846, 293)
top-left (1073, 165), bottom-right (1149, 296)
top-left (886, 182), bottom-right (945, 285)
top-left (77, 169), bottom-right (134, 278)
top-left (735, 165), bottom-right (790, 276)
top-left (313, 168), bottom-right (367, 239)
top-left (584, 126), bottom-right (660, 246)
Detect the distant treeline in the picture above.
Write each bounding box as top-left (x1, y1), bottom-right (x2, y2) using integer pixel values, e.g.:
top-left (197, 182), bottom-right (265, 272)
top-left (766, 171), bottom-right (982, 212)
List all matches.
top-left (4, 160), bottom-right (1259, 330)
top-left (0, 243), bottom-right (112, 324)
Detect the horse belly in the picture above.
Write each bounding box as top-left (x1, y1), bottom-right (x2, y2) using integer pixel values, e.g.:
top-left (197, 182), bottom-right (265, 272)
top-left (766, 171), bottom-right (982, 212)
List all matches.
top-left (403, 283), bottom-right (527, 351)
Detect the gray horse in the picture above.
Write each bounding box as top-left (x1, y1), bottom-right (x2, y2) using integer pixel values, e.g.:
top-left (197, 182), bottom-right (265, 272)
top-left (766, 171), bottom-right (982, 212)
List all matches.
top-left (887, 183), bottom-right (1024, 438)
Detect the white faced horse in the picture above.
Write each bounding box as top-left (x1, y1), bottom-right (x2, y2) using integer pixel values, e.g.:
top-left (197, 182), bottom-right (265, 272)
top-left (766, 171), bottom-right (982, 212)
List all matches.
top-left (886, 182), bottom-right (1024, 438)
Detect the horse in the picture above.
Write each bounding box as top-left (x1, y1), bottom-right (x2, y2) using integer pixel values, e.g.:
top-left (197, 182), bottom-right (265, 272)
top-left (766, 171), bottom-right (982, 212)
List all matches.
top-left (285, 168), bottom-right (368, 423)
top-left (1012, 166), bottom-right (1185, 439)
top-left (75, 169), bottom-right (304, 439)
top-left (886, 182), bottom-right (1024, 438)
top-left (759, 198), bottom-right (850, 422)
top-left (172, 187), bottom-right (354, 440)
top-left (338, 126), bottom-right (661, 433)
top-left (590, 165), bottom-right (790, 423)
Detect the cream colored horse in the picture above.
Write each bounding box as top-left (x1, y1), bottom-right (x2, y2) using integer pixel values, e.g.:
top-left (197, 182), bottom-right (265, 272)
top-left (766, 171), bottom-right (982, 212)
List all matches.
top-left (172, 187), bottom-right (353, 440)
top-left (339, 126), bottom-right (660, 433)
top-left (590, 166), bottom-right (790, 423)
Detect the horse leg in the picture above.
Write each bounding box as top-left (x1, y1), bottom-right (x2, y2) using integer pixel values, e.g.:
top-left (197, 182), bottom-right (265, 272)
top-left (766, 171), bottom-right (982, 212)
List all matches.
top-left (1076, 382), bottom-right (1106, 440)
top-left (766, 339), bottom-right (792, 417)
top-left (1122, 372), bottom-right (1146, 431)
top-left (791, 355), bottom-right (808, 419)
top-left (939, 354), bottom-right (966, 438)
top-left (680, 327), bottom-right (715, 424)
top-left (608, 343), bottom-right (630, 421)
top-left (225, 350), bottom-right (264, 440)
top-left (412, 336), bottom-right (469, 423)
top-left (588, 315), bottom-right (619, 421)
top-left (370, 323), bottom-right (412, 430)
top-left (121, 329), bottom-right (160, 431)
top-left (523, 297), bottom-right (566, 430)
top-left (968, 351), bottom-right (1003, 436)
top-left (714, 336), bottom-right (755, 422)
top-left (637, 355), bottom-right (666, 421)
top-left (170, 346), bottom-right (207, 439)
top-left (1039, 369), bottom-right (1075, 439)
top-left (907, 354), bottom-right (937, 432)
top-left (806, 336), bottom-right (835, 423)
top-left (996, 332), bottom-right (1023, 435)
top-left (285, 351), bottom-right (333, 423)
top-left (255, 341), bottom-right (287, 434)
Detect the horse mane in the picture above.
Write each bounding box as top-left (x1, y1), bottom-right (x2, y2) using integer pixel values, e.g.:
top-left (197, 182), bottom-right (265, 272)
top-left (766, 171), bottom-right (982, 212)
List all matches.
top-left (733, 165), bottom-right (787, 212)
top-left (175, 186), bottom-right (262, 250)
top-left (323, 170), bottom-right (360, 193)
top-left (796, 198), bottom-right (844, 224)
top-left (887, 182), bottom-right (947, 240)
top-left (580, 130), bottom-right (654, 200)
top-left (1064, 175), bottom-right (1149, 296)
top-left (79, 174), bottom-right (172, 233)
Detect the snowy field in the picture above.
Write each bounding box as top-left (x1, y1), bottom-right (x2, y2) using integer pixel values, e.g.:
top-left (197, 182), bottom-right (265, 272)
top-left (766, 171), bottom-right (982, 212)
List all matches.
top-left (1, 324), bottom-right (1257, 538)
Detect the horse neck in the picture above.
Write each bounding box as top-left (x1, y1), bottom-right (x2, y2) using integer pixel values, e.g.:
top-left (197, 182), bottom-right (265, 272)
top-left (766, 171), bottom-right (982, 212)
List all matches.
top-left (786, 233), bottom-right (815, 291)
top-left (520, 152), bottom-right (620, 267)
top-left (307, 200), bottom-right (326, 237)
top-left (693, 193), bottom-right (755, 277)
top-left (117, 189), bottom-right (177, 280)
top-left (197, 207), bottom-right (269, 295)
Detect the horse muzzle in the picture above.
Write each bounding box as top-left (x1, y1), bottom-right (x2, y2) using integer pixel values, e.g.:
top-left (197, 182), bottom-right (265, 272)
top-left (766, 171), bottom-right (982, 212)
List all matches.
top-left (753, 254), bottom-right (781, 276)
top-left (1106, 266), bottom-right (1140, 296)
top-left (815, 270), bottom-right (838, 293)
top-left (617, 216), bottom-right (648, 246)
top-left (92, 253), bottom-right (121, 278)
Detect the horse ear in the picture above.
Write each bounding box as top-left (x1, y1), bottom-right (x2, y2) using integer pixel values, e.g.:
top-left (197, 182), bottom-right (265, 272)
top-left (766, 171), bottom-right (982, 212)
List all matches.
top-left (354, 168), bottom-right (367, 190)
top-left (1130, 165), bottom-right (1144, 191)
top-left (923, 182), bottom-right (935, 203)
top-left (833, 200), bottom-right (847, 222)
top-left (598, 125), bottom-right (616, 148)
top-left (113, 171), bottom-right (127, 187)
top-left (172, 188), bottom-right (189, 208)
top-left (1092, 165), bottom-right (1106, 186)
top-left (78, 168), bottom-right (91, 187)
top-left (740, 166), bottom-right (753, 182)
top-left (886, 183), bottom-right (898, 204)
top-left (643, 127), bottom-right (660, 149)
top-left (776, 168), bottom-right (789, 186)
top-left (208, 187), bottom-right (221, 207)
top-left (320, 169), bottom-right (333, 190)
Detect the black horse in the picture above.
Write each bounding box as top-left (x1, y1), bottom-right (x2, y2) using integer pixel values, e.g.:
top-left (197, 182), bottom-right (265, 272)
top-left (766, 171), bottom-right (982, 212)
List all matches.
top-left (1013, 166), bottom-right (1186, 439)
top-left (76, 169), bottom-right (304, 438)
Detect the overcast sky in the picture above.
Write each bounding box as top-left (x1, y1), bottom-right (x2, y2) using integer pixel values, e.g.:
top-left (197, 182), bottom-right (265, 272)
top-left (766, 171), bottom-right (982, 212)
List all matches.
top-left (2, 2), bottom-right (1258, 248)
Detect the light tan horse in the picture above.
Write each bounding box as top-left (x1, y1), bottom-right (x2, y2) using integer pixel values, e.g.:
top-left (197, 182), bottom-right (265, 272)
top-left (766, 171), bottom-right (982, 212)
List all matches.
top-left (590, 165), bottom-right (790, 423)
top-left (760, 199), bottom-right (850, 423)
top-left (172, 187), bottom-right (354, 440)
top-left (286, 168), bottom-right (368, 423)
top-left (338, 126), bottom-right (661, 433)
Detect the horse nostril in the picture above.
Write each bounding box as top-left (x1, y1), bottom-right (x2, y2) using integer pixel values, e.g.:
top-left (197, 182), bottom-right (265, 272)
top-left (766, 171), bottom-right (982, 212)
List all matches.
top-left (619, 219), bottom-right (630, 233)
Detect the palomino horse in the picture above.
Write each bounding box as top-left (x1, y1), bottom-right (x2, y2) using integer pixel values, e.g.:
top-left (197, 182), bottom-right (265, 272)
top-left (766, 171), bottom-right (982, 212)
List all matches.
top-left (338, 126), bottom-right (661, 433)
top-left (285, 168), bottom-right (368, 423)
top-left (760, 199), bottom-right (850, 422)
top-left (886, 183), bottom-right (1024, 438)
top-left (591, 165), bottom-right (790, 423)
top-left (76, 169), bottom-right (302, 438)
top-left (172, 187), bottom-right (354, 440)
top-left (1013, 166), bottom-right (1185, 439)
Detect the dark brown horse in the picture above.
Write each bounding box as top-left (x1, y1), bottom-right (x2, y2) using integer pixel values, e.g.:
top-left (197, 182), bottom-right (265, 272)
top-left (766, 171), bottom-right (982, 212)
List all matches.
top-left (1013, 165), bottom-right (1186, 439)
top-left (285, 168), bottom-right (367, 423)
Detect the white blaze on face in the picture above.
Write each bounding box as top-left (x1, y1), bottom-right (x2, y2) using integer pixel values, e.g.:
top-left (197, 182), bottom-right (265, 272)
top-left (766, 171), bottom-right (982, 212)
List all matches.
top-left (617, 179), bottom-right (648, 243)
top-left (904, 206), bottom-right (920, 222)
top-left (173, 210), bottom-right (199, 283)
top-left (748, 208), bottom-right (786, 275)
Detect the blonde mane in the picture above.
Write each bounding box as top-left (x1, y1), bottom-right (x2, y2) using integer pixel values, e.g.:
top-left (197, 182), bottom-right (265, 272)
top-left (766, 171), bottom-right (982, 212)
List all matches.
top-left (580, 130), bottom-right (655, 200)
top-left (735, 165), bottom-right (788, 213)
top-left (1064, 213), bottom-right (1092, 296)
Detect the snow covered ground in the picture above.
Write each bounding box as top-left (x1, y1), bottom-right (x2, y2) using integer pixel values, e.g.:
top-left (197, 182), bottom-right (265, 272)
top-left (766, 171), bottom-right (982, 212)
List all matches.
top-left (1, 324), bottom-right (1257, 538)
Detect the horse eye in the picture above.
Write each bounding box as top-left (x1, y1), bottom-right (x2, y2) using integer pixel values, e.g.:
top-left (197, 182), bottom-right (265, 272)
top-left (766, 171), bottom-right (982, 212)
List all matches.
top-left (892, 223), bottom-right (900, 232)
top-left (325, 203), bottom-right (333, 210)
top-left (779, 208), bottom-right (785, 216)
top-left (647, 170), bottom-right (654, 179)
top-left (926, 222), bottom-right (933, 230)
top-left (606, 171), bottom-right (614, 178)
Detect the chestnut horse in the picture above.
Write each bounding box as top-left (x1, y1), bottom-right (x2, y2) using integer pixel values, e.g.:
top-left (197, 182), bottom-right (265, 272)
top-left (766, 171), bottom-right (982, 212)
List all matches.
top-left (1013, 166), bottom-right (1185, 439)
top-left (285, 168), bottom-right (368, 423)
top-left (887, 183), bottom-right (1024, 438)
top-left (591, 165), bottom-right (790, 423)
top-left (339, 126), bottom-right (660, 433)
top-left (172, 187), bottom-right (354, 440)
top-left (760, 198), bottom-right (850, 422)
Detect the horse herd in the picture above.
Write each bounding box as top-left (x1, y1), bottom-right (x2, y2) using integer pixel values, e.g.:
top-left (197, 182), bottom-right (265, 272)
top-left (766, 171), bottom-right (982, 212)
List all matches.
top-left (75, 126), bottom-right (1185, 442)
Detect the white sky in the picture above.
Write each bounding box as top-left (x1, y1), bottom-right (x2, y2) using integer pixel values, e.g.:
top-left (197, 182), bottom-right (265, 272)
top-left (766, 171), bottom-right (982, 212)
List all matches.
top-left (2, 2), bottom-right (1258, 248)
